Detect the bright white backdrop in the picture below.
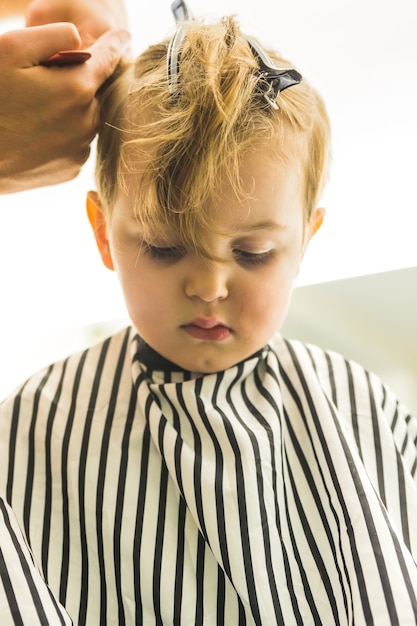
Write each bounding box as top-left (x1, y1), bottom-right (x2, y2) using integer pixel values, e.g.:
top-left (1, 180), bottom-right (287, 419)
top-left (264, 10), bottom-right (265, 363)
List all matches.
top-left (0, 0), bottom-right (416, 393)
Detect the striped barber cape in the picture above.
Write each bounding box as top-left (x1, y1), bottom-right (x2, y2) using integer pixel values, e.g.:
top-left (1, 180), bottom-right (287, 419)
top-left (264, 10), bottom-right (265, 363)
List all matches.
top-left (1, 325), bottom-right (417, 625)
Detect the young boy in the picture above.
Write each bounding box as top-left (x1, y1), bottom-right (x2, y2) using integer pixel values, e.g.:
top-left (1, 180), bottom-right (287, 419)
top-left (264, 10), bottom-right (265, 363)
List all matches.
top-left (1, 7), bottom-right (417, 625)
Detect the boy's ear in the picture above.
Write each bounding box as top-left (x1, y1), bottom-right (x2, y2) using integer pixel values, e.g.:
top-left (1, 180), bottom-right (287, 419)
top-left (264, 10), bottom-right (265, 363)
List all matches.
top-left (309, 207), bottom-right (325, 238)
top-left (303, 207), bottom-right (325, 251)
top-left (301, 207), bottom-right (325, 258)
top-left (86, 191), bottom-right (114, 271)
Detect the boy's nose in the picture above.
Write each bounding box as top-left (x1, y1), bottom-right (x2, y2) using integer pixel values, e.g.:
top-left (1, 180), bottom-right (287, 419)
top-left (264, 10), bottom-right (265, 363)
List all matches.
top-left (184, 260), bottom-right (229, 302)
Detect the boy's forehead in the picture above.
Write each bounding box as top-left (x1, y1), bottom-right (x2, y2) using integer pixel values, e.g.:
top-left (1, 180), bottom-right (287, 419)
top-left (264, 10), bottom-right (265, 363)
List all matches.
top-left (116, 150), bottom-right (304, 232)
top-left (208, 156), bottom-right (304, 223)
top-left (119, 142), bottom-right (300, 192)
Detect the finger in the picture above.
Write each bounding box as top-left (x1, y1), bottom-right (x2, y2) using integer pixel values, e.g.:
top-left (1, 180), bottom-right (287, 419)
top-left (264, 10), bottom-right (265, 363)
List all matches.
top-left (85, 29), bottom-right (131, 89)
top-left (0, 24), bottom-right (81, 67)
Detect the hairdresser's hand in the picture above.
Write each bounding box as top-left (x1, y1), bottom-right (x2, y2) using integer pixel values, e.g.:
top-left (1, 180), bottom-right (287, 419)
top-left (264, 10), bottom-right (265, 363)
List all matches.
top-left (0, 23), bottom-right (130, 194)
top-left (25, 0), bottom-right (128, 45)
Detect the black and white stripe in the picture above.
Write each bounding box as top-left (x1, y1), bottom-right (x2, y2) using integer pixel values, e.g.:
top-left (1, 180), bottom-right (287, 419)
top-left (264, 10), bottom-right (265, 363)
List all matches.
top-left (1, 326), bottom-right (417, 624)
top-left (0, 496), bottom-right (71, 625)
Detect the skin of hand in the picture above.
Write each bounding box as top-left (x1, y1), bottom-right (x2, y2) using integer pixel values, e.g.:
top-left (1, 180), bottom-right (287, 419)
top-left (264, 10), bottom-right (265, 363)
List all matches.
top-left (25, 0), bottom-right (128, 45)
top-left (0, 23), bottom-right (130, 193)
top-left (0, 0), bottom-right (32, 17)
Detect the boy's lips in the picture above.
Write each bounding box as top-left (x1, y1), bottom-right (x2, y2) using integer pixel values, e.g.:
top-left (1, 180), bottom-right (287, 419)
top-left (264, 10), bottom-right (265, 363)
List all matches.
top-left (181, 317), bottom-right (231, 341)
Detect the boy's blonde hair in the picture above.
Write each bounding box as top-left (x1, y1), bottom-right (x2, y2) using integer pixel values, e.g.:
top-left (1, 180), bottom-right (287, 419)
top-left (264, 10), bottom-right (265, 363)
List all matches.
top-left (96, 16), bottom-right (331, 255)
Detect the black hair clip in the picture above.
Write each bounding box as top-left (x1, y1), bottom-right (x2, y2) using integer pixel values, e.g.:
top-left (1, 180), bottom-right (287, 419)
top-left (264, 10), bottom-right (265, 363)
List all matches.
top-left (167, 0), bottom-right (302, 108)
top-left (245, 36), bottom-right (302, 109)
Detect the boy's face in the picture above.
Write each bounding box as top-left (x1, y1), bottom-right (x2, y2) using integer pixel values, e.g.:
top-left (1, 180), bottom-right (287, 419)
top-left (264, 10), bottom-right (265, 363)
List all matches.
top-left (88, 151), bottom-right (323, 373)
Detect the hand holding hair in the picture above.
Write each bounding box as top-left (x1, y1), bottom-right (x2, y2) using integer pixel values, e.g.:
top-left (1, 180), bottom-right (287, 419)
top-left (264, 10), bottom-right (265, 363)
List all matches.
top-left (0, 23), bottom-right (130, 194)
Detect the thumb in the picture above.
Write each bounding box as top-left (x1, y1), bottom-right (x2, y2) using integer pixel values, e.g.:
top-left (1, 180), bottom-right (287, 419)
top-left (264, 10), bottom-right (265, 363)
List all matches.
top-left (1, 23), bottom-right (82, 66)
top-left (86, 29), bottom-right (131, 89)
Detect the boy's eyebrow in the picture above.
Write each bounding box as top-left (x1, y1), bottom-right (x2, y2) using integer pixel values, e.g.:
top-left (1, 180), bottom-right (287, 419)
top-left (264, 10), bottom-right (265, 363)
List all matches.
top-left (233, 220), bottom-right (287, 234)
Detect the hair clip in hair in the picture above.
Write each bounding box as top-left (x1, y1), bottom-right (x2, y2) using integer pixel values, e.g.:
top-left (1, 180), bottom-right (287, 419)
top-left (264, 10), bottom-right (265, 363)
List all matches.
top-left (171, 0), bottom-right (193, 22)
top-left (167, 23), bottom-right (188, 95)
top-left (245, 36), bottom-right (302, 110)
top-left (167, 1), bottom-right (193, 95)
top-left (167, 0), bottom-right (302, 108)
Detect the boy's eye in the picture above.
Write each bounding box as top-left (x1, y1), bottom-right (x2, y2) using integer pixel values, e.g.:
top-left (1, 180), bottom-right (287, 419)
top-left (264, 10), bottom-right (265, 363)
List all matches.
top-left (144, 243), bottom-right (185, 261)
top-left (233, 249), bottom-right (273, 266)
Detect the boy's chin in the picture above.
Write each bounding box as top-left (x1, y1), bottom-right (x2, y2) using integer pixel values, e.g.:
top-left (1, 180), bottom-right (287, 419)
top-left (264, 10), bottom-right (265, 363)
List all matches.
top-left (172, 348), bottom-right (263, 375)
